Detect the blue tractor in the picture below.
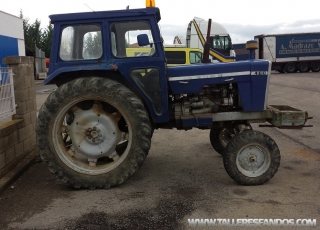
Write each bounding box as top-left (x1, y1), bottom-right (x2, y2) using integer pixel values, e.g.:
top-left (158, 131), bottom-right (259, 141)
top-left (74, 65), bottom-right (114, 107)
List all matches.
top-left (36, 6), bottom-right (309, 189)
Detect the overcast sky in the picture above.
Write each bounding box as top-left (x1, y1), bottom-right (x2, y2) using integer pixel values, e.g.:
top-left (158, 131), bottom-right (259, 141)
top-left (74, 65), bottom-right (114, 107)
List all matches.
top-left (2, 0), bottom-right (320, 44)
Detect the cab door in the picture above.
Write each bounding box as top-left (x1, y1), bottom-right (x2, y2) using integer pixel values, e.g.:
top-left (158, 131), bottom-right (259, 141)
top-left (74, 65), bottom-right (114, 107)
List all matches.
top-left (107, 19), bottom-right (168, 123)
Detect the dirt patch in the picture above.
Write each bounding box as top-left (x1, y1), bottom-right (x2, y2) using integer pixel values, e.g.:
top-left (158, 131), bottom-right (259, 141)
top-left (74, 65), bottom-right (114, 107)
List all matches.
top-left (62, 196), bottom-right (194, 230)
top-left (233, 188), bottom-right (249, 196)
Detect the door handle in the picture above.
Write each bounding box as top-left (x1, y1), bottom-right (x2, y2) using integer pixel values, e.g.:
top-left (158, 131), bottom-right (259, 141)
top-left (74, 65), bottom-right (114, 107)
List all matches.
top-left (179, 81), bottom-right (189, 84)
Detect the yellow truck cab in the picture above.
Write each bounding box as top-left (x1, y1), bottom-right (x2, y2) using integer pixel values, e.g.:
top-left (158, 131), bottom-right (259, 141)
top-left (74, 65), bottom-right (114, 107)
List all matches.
top-left (164, 47), bottom-right (203, 66)
top-left (126, 47), bottom-right (203, 66)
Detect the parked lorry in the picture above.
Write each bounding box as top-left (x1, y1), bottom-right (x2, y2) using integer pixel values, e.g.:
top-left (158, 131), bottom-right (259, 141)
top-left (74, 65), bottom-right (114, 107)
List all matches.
top-left (173, 17), bottom-right (236, 62)
top-left (36, 3), bottom-right (310, 189)
top-left (254, 32), bottom-right (320, 73)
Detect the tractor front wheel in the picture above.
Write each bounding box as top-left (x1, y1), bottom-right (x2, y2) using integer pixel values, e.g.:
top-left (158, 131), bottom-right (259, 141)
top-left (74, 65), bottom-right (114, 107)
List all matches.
top-left (223, 131), bottom-right (280, 185)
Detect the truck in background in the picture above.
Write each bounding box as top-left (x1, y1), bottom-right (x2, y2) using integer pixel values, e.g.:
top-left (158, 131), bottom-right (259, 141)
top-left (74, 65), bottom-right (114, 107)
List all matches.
top-left (126, 47), bottom-right (203, 66)
top-left (233, 43), bottom-right (250, 61)
top-left (173, 17), bottom-right (235, 63)
top-left (254, 32), bottom-right (320, 73)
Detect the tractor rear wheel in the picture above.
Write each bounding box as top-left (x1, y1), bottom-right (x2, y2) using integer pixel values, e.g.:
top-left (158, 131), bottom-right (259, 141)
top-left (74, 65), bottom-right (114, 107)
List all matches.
top-left (223, 130), bottom-right (280, 185)
top-left (36, 77), bottom-right (152, 189)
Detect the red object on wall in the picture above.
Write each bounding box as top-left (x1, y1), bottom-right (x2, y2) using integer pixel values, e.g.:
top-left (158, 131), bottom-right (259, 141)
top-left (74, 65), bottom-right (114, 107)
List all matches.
top-left (45, 58), bottom-right (50, 68)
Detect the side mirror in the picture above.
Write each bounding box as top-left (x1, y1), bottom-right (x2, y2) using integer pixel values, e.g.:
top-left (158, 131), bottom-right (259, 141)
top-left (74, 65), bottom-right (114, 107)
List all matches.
top-left (137, 34), bottom-right (150, 47)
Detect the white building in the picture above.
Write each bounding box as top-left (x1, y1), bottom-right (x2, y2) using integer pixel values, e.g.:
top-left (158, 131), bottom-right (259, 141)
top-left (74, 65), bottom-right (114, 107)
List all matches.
top-left (0, 10), bottom-right (25, 66)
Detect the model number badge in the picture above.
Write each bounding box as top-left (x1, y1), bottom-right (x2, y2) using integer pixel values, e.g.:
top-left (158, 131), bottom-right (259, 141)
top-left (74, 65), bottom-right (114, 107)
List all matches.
top-left (252, 71), bottom-right (267, 75)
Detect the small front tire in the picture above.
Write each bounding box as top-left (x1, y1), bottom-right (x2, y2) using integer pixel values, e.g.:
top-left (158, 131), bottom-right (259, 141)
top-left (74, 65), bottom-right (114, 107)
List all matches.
top-left (223, 131), bottom-right (280, 185)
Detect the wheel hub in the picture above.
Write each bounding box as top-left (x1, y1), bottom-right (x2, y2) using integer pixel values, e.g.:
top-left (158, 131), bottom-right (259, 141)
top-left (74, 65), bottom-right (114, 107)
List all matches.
top-left (236, 145), bottom-right (270, 177)
top-left (68, 103), bottom-right (122, 159)
top-left (85, 127), bottom-right (102, 143)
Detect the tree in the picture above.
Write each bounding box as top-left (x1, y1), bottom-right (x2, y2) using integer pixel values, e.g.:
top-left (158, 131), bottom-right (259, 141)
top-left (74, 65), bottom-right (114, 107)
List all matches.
top-left (20, 10), bottom-right (53, 58)
top-left (83, 32), bottom-right (102, 59)
top-left (41, 24), bottom-right (53, 58)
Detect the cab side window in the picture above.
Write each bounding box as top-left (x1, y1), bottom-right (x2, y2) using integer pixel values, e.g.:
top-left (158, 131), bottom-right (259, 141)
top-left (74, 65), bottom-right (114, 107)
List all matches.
top-left (110, 21), bottom-right (156, 58)
top-left (59, 24), bottom-right (102, 61)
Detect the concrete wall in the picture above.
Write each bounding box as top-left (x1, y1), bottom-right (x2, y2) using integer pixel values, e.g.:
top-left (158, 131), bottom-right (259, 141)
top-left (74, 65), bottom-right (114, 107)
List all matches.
top-left (0, 56), bottom-right (37, 179)
top-left (0, 11), bottom-right (25, 66)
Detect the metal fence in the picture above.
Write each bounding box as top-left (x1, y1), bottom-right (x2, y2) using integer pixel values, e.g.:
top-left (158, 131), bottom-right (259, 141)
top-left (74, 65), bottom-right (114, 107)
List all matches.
top-left (35, 46), bottom-right (46, 80)
top-left (0, 68), bottom-right (15, 119)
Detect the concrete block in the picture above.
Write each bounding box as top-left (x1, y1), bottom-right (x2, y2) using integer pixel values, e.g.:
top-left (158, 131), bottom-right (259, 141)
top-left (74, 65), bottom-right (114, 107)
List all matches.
top-left (0, 147), bottom-right (39, 193)
top-left (14, 88), bottom-right (30, 103)
top-left (12, 74), bottom-right (26, 91)
top-left (13, 113), bottom-right (32, 127)
top-left (9, 131), bottom-right (19, 148)
top-left (18, 123), bottom-right (33, 142)
top-left (3, 56), bottom-right (34, 65)
top-left (15, 141), bottom-right (24, 157)
top-left (23, 112), bottom-right (32, 126)
top-left (15, 101), bottom-right (27, 115)
top-left (29, 87), bottom-right (36, 100)
top-left (5, 146), bottom-right (15, 164)
top-left (0, 153), bottom-right (5, 169)
top-left (0, 119), bottom-right (22, 137)
top-left (25, 99), bottom-right (34, 113)
top-left (23, 133), bottom-right (36, 153)
top-left (31, 110), bottom-right (37, 123)
top-left (31, 75), bottom-right (35, 85)
top-left (32, 98), bottom-right (37, 111)
top-left (0, 136), bottom-right (10, 153)
top-left (25, 74), bottom-right (33, 88)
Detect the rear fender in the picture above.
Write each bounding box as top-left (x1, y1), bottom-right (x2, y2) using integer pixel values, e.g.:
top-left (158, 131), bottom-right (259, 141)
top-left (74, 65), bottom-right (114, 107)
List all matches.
top-left (44, 64), bottom-right (116, 85)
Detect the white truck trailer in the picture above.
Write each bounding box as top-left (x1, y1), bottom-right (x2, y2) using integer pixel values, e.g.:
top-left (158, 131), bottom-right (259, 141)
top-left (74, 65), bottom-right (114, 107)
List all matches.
top-left (254, 32), bottom-right (320, 73)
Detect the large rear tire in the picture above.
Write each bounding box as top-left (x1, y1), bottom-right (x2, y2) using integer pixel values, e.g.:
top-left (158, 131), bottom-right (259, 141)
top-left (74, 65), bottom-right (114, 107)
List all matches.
top-left (223, 131), bottom-right (280, 185)
top-left (36, 77), bottom-right (152, 189)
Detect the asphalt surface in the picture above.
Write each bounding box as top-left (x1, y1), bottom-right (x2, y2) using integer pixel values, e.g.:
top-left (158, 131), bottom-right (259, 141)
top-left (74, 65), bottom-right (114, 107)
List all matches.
top-left (0, 72), bottom-right (319, 230)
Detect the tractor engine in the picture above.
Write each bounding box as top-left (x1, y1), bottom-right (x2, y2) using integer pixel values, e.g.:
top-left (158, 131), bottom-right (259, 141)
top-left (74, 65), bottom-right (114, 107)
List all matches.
top-left (173, 83), bottom-right (239, 119)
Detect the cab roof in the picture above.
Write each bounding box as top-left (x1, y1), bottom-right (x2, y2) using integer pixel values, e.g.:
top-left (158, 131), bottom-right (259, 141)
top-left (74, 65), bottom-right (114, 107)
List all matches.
top-left (49, 7), bottom-right (161, 23)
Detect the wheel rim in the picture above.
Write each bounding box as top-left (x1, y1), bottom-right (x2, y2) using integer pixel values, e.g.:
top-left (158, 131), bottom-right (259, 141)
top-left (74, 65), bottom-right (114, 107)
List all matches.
top-left (287, 63), bottom-right (295, 72)
top-left (219, 128), bottom-right (233, 148)
top-left (299, 63), bottom-right (309, 72)
top-left (236, 143), bottom-right (271, 177)
top-left (52, 99), bottom-right (131, 175)
top-left (312, 62), bottom-right (320, 71)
